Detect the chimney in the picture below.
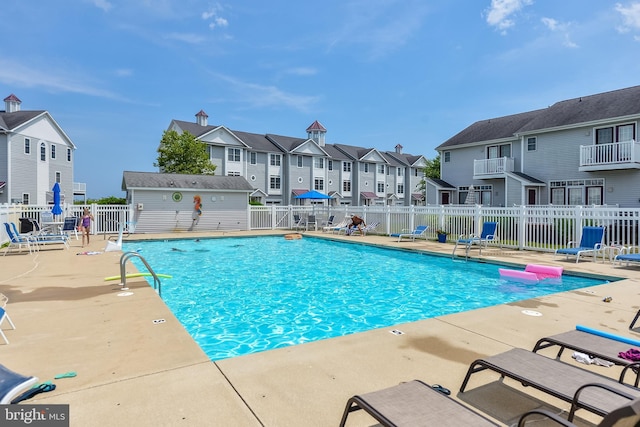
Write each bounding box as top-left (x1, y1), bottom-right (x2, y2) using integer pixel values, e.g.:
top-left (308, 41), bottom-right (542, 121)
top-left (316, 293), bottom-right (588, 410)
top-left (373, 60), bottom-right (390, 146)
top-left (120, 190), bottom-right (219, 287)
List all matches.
top-left (4, 94), bottom-right (21, 113)
top-left (195, 109), bottom-right (208, 126)
top-left (395, 144), bottom-right (403, 154)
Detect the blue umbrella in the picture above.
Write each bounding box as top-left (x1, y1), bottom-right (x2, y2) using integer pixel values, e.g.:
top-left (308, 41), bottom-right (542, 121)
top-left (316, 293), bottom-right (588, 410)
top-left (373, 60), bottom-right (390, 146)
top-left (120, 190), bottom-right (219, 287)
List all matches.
top-left (51, 182), bottom-right (63, 216)
top-left (295, 190), bottom-right (332, 199)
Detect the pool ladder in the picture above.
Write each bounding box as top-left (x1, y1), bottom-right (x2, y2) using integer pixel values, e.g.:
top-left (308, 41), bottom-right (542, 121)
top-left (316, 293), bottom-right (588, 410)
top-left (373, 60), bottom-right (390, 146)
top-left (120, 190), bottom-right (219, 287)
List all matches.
top-left (119, 251), bottom-right (163, 297)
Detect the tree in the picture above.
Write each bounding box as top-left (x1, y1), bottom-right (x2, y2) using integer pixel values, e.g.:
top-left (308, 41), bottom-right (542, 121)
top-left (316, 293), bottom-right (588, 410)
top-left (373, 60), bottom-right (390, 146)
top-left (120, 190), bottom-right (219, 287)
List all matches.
top-left (416, 155), bottom-right (441, 194)
top-left (154, 130), bottom-right (216, 175)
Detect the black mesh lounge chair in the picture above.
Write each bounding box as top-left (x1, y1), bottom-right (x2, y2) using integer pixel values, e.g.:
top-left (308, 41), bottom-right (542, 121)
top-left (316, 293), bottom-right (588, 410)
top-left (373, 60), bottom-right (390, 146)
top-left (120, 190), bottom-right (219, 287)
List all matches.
top-left (517, 396), bottom-right (640, 426)
top-left (339, 380), bottom-right (499, 427)
top-left (460, 348), bottom-right (640, 422)
top-left (0, 364), bottom-right (38, 404)
top-left (533, 330), bottom-right (640, 384)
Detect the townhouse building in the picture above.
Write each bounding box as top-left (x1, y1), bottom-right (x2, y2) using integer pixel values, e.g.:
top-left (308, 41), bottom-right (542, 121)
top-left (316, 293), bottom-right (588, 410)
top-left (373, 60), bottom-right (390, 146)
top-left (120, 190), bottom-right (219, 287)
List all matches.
top-left (167, 114), bottom-right (428, 206)
top-left (429, 85), bottom-right (640, 208)
top-left (0, 94), bottom-right (79, 205)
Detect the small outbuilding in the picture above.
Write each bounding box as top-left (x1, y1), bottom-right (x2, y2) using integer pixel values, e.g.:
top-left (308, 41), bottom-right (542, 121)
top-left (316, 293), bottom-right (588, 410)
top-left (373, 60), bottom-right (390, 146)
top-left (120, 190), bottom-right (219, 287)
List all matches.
top-left (122, 171), bottom-right (254, 233)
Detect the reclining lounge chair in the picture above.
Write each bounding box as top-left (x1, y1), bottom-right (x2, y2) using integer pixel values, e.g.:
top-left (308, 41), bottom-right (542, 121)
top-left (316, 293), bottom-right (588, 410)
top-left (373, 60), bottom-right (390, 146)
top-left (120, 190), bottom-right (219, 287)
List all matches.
top-left (555, 226), bottom-right (604, 263)
top-left (452, 221), bottom-right (498, 258)
top-left (390, 225), bottom-right (430, 242)
top-left (0, 364), bottom-right (38, 404)
top-left (517, 396), bottom-right (640, 426)
top-left (340, 380), bottom-right (498, 426)
top-left (460, 348), bottom-right (640, 422)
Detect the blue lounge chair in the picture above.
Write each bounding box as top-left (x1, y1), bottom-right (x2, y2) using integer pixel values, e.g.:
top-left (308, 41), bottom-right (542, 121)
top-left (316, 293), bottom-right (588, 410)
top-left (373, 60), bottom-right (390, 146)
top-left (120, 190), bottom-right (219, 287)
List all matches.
top-left (0, 364), bottom-right (38, 404)
top-left (0, 306), bottom-right (15, 345)
top-left (390, 225), bottom-right (430, 242)
top-left (452, 221), bottom-right (498, 258)
top-left (555, 226), bottom-right (604, 263)
top-left (2, 223), bottom-right (36, 255)
top-left (11, 222), bottom-right (69, 250)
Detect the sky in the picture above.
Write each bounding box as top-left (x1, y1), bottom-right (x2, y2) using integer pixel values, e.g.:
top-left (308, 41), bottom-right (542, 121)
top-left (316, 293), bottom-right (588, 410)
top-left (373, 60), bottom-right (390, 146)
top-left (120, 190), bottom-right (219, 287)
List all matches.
top-left (2, 0), bottom-right (640, 198)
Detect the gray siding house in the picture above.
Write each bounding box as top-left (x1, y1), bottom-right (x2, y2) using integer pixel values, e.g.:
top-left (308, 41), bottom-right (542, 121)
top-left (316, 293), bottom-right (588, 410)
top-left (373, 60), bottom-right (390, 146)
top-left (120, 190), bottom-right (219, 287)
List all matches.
top-left (167, 116), bottom-right (428, 206)
top-left (122, 171), bottom-right (254, 233)
top-left (0, 94), bottom-right (77, 205)
top-left (431, 85), bottom-right (640, 207)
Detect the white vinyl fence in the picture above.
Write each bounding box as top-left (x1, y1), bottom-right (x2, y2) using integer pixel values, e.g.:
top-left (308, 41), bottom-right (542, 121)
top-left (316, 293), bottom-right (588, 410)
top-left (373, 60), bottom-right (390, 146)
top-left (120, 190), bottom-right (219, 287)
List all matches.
top-left (2, 203), bottom-right (638, 254)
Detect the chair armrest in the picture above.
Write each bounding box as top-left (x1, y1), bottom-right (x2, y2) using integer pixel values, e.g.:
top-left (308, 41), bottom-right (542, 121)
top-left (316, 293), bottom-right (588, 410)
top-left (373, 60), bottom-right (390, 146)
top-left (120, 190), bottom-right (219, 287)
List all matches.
top-left (517, 408), bottom-right (575, 427)
top-left (569, 382), bottom-right (635, 421)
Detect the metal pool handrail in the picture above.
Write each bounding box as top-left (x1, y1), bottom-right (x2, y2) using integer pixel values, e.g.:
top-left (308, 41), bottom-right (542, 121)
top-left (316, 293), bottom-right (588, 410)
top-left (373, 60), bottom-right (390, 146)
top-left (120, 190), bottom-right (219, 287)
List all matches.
top-left (119, 251), bottom-right (163, 297)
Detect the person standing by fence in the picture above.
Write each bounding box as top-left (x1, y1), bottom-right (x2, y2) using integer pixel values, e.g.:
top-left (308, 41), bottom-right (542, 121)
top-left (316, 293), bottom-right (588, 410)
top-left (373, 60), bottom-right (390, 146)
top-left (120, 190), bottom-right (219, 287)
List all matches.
top-left (81, 208), bottom-right (94, 247)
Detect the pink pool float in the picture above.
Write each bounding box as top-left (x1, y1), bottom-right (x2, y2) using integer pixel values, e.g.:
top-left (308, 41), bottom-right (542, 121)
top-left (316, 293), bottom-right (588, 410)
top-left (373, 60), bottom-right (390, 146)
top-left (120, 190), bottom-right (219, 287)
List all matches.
top-left (498, 264), bottom-right (563, 282)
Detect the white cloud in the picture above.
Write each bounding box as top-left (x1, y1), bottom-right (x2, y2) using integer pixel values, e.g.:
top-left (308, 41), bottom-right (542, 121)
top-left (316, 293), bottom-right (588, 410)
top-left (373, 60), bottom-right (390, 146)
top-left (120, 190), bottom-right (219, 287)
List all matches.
top-left (91, 0), bottom-right (112, 12)
top-left (615, 2), bottom-right (640, 34)
top-left (211, 72), bottom-right (320, 112)
top-left (541, 17), bottom-right (578, 48)
top-left (202, 3), bottom-right (228, 30)
top-left (485, 0), bottom-right (533, 34)
top-left (115, 69), bottom-right (133, 77)
top-left (285, 67), bottom-right (318, 76)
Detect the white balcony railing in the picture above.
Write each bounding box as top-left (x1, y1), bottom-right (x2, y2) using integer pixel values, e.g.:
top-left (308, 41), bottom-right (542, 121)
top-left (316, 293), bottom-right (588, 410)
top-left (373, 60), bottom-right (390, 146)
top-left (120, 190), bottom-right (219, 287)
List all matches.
top-left (73, 182), bottom-right (87, 193)
top-left (580, 140), bottom-right (640, 166)
top-left (473, 156), bottom-right (514, 176)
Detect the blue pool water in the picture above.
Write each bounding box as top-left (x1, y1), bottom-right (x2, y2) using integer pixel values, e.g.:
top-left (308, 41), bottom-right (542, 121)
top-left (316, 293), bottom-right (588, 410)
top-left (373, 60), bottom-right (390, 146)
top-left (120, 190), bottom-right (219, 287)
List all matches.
top-left (126, 236), bottom-right (610, 361)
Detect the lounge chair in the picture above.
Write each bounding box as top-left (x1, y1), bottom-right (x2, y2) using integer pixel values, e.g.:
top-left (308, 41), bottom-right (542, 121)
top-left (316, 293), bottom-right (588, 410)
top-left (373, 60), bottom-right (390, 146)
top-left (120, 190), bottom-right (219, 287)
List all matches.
top-left (339, 380), bottom-right (498, 427)
top-left (390, 225), bottom-right (430, 242)
top-left (452, 221), bottom-right (498, 258)
top-left (0, 306), bottom-right (15, 344)
top-left (460, 348), bottom-right (640, 422)
top-left (517, 396), bottom-right (640, 426)
top-left (2, 222), bottom-right (36, 255)
top-left (12, 222), bottom-right (69, 250)
top-left (348, 221), bottom-right (380, 236)
top-left (320, 215), bottom-right (334, 230)
top-left (62, 216), bottom-right (80, 240)
top-left (292, 214), bottom-right (305, 231)
top-left (555, 226), bottom-right (604, 263)
top-left (0, 364), bottom-right (38, 404)
top-left (306, 215), bottom-right (317, 231)
top-left (533, 330), bottom-right (640, 383)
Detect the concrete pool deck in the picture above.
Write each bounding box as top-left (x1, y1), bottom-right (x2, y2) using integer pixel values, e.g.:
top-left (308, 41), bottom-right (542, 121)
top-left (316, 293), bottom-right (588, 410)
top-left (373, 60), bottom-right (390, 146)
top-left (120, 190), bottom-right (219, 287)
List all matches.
top-left (1, 230), bottom-right (640, 426)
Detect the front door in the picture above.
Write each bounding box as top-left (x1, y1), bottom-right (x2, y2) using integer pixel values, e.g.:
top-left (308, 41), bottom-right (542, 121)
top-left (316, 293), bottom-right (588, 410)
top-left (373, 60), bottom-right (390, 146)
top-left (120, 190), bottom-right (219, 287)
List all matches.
top-left (527, 188), bottom-right (537, 205)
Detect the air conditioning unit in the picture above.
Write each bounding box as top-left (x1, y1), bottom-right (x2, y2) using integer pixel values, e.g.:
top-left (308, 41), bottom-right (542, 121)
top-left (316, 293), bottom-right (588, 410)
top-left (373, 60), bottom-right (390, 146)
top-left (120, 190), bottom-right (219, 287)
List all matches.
top-left (137, 203), bottom-right (144, 210)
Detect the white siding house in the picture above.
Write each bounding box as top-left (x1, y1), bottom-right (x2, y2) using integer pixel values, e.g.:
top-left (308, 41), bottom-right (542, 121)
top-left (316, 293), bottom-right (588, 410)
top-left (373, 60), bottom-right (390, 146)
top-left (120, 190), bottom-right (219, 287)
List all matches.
top-left (167, 116), bottom-right (428, 206)
top-left (0, 94), bottom-right (77, 205)
top-left (432, 85), bottom-right (640, 207)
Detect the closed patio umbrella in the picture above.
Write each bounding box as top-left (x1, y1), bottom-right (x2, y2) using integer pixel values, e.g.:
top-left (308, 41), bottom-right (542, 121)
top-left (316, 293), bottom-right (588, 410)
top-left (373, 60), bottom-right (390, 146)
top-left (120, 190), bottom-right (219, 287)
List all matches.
top-left (51, 182), bottom-right (63, 218)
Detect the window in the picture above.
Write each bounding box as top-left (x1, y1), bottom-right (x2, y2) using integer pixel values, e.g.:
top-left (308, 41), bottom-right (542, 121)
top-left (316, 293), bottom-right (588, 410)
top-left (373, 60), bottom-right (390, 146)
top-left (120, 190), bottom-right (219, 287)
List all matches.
top-left (314, 178), bottom-right (324, 191)
top-left (270, 154), bottom-right (281, 166)
top-left (227, 148), bottom-right (240, 162)
top-left (343, 180), bottom-right (351, 192)
top-left (55, 172), bottom-right (61, 183)
top-left (24, 138), bottom-right (30, 154)
top-left (67, 148), bottom-right (71, 162)
top-left (488, 143), bottom-right (510, 158)
top-left (596, 124), bottom-right (636, 144)
top-left (40, 143), bottom-right (46, 161)
top-left (397, 184), bottom-right (404, 194)
top-left (22, 193), bottom-right (29, 205)
top-left (269, 176), bottom-right (281, 189)
top-left (414, 168), bottom-right (421, 177)
top-left (378, 164), bottom-right (385, 174)
top-left (227, 171), bottom-right (240, 176)
top-left (364, 163), bottom-right (369, 173)
top-left (443, 152), bottom-right (451, 162)
top-left (527, 137), bottom-right (537, 151)
top-left (549, 179), bottom-right (604, 205)
top-left (51, 144), bottom-right (56, 159)
top-left (397, 168), bottom-right (404, 176)
top-left (587, 186), bottom-right (603, 205)
top-left (377, 182), bottom-right (385, 192)
top-left (250, 152), bottom-right (257, 165)
top-left (297, 156), bottom-right (303, 168)
top-left (328, 160), bottom-right (333, 171)
top-left (314, 157), bottom-right (324, 169)
top-left (343, 162), bottom-right (351, 172)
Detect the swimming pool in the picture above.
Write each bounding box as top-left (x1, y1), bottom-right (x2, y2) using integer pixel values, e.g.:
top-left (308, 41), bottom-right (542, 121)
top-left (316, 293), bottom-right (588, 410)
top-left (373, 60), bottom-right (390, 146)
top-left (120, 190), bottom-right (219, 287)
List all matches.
top-left (126, 236), bottom-right (610, 361)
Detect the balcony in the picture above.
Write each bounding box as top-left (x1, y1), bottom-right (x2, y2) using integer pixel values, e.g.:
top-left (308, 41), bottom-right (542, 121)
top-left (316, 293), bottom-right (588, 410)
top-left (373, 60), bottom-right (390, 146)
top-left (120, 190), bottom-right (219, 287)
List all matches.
top-left (579, 140), bottom-right (640, 171)
top-left (473, 156), bottom-right (514, 179)
top-left (73, 182), bottom-right (87, 195)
